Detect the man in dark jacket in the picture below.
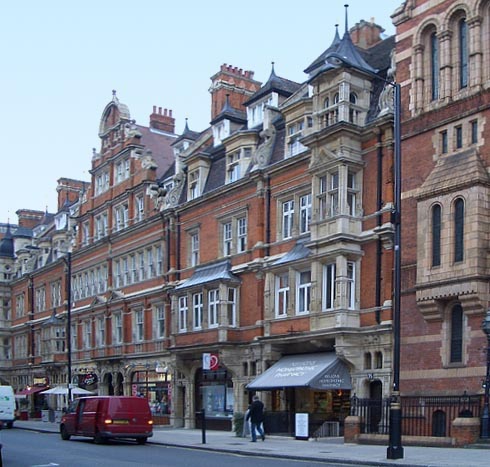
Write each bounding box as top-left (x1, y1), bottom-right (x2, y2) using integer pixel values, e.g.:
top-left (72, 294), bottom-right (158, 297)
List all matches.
top-left (246, 395), bottom-right (265, 442)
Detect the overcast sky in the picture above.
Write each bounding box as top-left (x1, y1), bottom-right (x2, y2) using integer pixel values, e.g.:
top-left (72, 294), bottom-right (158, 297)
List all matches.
top-left (0, 0), bottom-right (399, 223)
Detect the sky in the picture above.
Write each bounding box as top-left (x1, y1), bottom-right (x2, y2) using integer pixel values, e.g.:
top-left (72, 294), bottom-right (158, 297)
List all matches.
top-left (0, 0), bottom-right (399, 223)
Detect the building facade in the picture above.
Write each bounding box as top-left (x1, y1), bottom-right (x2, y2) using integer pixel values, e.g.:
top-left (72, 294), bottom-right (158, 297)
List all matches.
top-left (2, 0), bottom-right (489, 441)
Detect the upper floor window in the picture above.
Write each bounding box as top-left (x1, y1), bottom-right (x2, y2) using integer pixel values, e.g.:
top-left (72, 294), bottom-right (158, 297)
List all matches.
top-left (347, 171), bottom-right (358, 216)
top-left (299, 194), bottom-right (312, 234)
top-left (227, 151), bottom-right (241, 183)
top-left (459, 18), bottom-right (468, 89)
top-left (454, 198), bottom-right (464, 262)
top-left (135, 310), bottom-right (144, 342)
top-left (35, 287), bottom-right (46, 312)
top-left (275, 273), bottom-right (289, 318)
top-left (282, 200), bottom-right (294, 239)
top-left (192, 293), bottom-right (203, 330)
top-left (430, 32), bottom-right (439, 101)
top-left (178, 296), bottom-right (188, 332)
top-left (95, 171), bottom-right (110, 195)
top-left (83, 320), bottom-right (92, 349)
top-left (227, 288), bottom-right (237, 327)
top-left (189, 170), bottom-right (201, 200)
top-left (95, 212), bottom-right (108, 240)
top-left (16, 294), bottom-right (25, 318)
top-left (455, 125), bottom-right (463, 149)
top-left (190, 232), bottom-right (200, 267)
top-left (113, 313), bottom-right (123, 345)
top-left (328, 172), bottom-right (339, 217)
top-left (114, 158), bottom-right (130, 184)
top-left (114, 203), bottom-right (129, 232)
top-left (135, 195), bottom-right (145, 222)
top-left (431, 204), bottom-right (441, 267)
top-left (296, 270), bottom-right (311, 314)
top-left (96, 316), bottom-right (105, 348)
top-left (220, 215), bottom-right (247, 256)
top-left (471, 120), bottom-right (478, 144)
top-left (156, 304), bottom-right (165, 339)
top-left (323, 263), bottom-right (336, 310)
top-left (287, 120), bottom-right (307, 157)
top-left (82, 222), bottom-right (90, 246)
top-left (208, 289), bottom-right (219, 328)
top-left (51, 281), bottom-right (62, 308)
top-left (441, 130), bottom-right (448, 154)
top-left (347, 261), bottom-right (355, 309)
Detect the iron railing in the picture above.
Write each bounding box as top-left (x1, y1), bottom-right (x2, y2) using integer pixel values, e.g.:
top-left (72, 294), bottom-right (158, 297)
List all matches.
top-left (351, 394), bottom-right (482, 437)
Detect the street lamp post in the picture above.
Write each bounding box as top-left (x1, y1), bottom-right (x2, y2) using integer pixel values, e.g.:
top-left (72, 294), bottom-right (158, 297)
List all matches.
top-left (65, 252), bottom-right (72, 403)
top-left (325, 52), bottom-right (404, 459)
top-left (480, 309), bottom-right (490, 438)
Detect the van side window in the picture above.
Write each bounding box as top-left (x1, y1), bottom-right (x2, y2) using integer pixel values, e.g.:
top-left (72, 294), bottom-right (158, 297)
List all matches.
top-left (84, 399), bottom-right (98, 412)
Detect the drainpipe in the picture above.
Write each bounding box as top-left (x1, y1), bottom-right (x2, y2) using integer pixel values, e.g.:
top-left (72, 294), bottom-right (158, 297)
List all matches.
top-left (375, 131), bottom-right (383, 324)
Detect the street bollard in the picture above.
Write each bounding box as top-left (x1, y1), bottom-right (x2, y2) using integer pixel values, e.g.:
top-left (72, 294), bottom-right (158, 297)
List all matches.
top-left (201, 409), bottom-right (206, 444)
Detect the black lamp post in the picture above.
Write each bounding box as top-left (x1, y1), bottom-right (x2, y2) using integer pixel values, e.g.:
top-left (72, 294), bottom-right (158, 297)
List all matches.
top-left (481, 309), bottom-right (490, 438)
top-left (65, 251), bottom-right (72, 403)
top-left (325, 52), bottom-right (404, 460)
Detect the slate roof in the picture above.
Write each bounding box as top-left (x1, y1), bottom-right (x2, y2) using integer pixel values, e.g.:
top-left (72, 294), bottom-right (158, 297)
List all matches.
top-left (0, 224), bottom-right (14, 258)
top-left (136, 124), bottom-right (178, 180)
top-left (274, 238), bottom-right (312, 266)
top-left (210, 95), bottom-right (247, 126)
top-left (175, 259), bottom-right (240, 290)
top-left (244, 65), bottom-right (302, 107)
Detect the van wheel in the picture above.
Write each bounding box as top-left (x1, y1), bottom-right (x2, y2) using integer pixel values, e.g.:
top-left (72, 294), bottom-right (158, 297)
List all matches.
top-left (136, 437), bottom-right (147, 445)
top-left (94, 432), bottom-right (106, 444)
top-left (60, 425), bottom-right (71, 441)
top-left (6, 421), bottom-right (13, 429)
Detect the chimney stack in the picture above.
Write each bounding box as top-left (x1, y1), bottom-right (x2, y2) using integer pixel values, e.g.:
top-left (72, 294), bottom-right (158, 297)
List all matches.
top-left (350, 19), bottom-right (385, 49)
top-left (149, 106), bottom-right (175, 134)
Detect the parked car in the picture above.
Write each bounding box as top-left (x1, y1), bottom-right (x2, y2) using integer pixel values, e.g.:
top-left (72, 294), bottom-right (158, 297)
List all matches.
top-left (0, 386), bottom-right (16, 428)
top-left (60, 396), bottom-right (153, 444)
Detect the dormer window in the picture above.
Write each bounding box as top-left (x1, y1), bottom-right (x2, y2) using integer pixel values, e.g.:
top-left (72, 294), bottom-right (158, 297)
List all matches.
top-left (287, 120), bottom-right (307, 157)
top-left (114, 203), bottom-right (129, 232)
top-left (227, 151), bottom-right (240, 183)
top-left (189, 169), bottom-right (201, 200)
top-left (247, 96), bottom-right (274, 128)
top-left (226, 147), bottom-right (252, 184)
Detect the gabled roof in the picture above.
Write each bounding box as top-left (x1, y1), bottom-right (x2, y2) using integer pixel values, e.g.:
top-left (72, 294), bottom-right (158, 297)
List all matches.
top-left (172, 119), bottom-right (201, 147)
top-left (244, 64), bottom-right (302, 107)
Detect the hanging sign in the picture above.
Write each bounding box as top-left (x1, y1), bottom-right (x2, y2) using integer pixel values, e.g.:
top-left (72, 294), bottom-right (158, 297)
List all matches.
top-left (202, 353), bottom-right (219, 371)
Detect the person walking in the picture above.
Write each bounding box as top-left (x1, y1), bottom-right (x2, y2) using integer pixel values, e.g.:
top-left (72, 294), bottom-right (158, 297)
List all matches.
top-left (246, 395), bottom-right (265, 442)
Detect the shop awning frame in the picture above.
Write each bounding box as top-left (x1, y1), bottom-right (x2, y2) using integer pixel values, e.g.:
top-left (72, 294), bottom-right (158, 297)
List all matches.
top-left (247, 353), bottom-right (352, 391)
top-left (15, 385), bottom-right (48, 398)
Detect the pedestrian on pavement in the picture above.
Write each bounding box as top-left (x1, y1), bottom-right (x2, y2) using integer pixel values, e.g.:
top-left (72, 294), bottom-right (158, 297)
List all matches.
top-left (246, 395), bottom-right (265, 442)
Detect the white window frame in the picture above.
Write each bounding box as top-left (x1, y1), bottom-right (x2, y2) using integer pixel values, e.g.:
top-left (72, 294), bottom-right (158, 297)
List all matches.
top-left (97, 316), bottom-right (105, 347)
top-left (347, 261), bottom-right (356, 309)
top-left (300, 194), bottom-right (312, 234)
top-left (178, 296), bottom-right (188, 332)
top-left (113, 313), bottom-right (123, 345)
top-left (275, 273), bottom-right (289, 318)
top-left (208, 289), bottom-right (219, 328)
top-left (191, 232), bottom-right (199, 267)
top-left (84, 320), bottom-right (91, 349)
top-left (135, 309), bottom-right (144, 342)
top-left (135, 195), bottom-right (144, 222)
top-left (156, 305), bottom-right (165, 339)
top-left (237, 217), bottom-right (247, 253)
top-left (193, 293), bottom-right (203, 330)
top-left (296, 270), bottom-right (311, 315)
top-left (227, 287), bottom-right (237, 327)
top-left (282, 200), bottom-right (294, 239)
top-left (223, 222), bottom-right (232, 256)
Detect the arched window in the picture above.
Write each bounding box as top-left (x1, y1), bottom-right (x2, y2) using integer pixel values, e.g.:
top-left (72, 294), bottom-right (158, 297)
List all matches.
top-left (430, 32), bottom-right (439, 100)
top-left (431, 204), bottom-right (441, 266)
top-left (333, 93), bottom-right (340, 104)
top-left (324, 97), bottom-right (330, 108)
top-left (459, 18), bottom-right (468, 88)
top-left (450, 304), bottom-right (463, 363)
top-left (454, 198), bottom-right (464, 262)
top-left (349, 92), bottom-right (357, 104)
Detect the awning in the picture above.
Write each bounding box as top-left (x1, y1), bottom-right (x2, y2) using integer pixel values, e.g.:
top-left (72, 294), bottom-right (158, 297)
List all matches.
top-left (15, 385), bottom-right (48, 398)
top-left (247, 353), bottom-right (352, 391)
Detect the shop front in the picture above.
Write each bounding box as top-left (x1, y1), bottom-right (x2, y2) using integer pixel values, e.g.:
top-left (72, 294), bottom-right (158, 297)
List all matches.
top-left (247, 353), bottom-right (352, 437)
top-left (131, 368), bottom-right (171, 423)
top-left (195, 367), bottom-right (233, 431)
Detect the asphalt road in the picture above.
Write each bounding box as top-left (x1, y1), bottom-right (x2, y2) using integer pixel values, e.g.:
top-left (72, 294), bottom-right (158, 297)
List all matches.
top-left (1, 429), bottom-right (351, 467)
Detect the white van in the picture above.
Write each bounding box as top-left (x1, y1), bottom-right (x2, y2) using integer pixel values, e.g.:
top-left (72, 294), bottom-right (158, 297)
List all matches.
top-left (0, 386), bottom-right (15, 428)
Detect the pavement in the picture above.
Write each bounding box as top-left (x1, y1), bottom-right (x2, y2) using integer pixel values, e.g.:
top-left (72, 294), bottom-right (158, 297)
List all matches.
top-left (9, 419), bottom-right (490, 467)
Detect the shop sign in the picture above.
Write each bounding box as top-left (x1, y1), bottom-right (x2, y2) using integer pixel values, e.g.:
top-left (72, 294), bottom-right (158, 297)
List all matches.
top-left (202, 353), bottom-right (219, 370)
